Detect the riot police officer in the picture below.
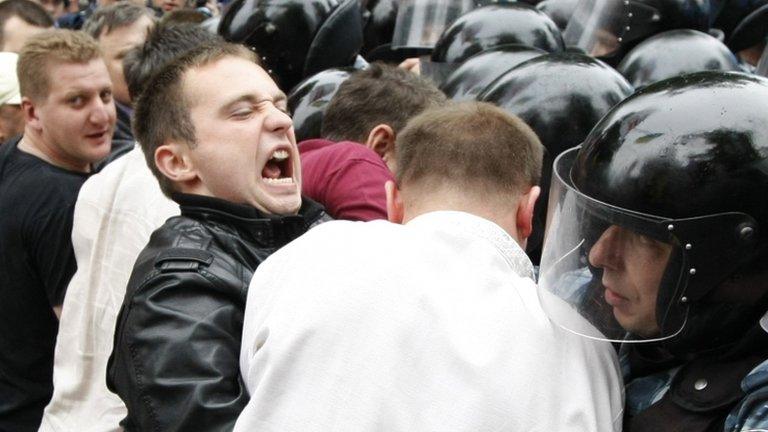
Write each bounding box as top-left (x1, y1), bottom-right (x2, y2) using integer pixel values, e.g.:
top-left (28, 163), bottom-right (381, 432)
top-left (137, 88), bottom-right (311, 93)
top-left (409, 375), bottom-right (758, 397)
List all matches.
top-left (538, 71), bottom-right (768, 431)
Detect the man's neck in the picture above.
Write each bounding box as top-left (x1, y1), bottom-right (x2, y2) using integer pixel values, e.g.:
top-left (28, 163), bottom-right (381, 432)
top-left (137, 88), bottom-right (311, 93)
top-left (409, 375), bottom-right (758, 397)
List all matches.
top-left (17, 131), bottom-right (90, 173)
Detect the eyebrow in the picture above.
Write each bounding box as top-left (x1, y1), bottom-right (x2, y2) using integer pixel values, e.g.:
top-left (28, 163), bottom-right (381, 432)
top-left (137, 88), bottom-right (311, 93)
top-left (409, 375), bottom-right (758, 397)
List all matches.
top-left (219, 92), bottom-right (288, 113)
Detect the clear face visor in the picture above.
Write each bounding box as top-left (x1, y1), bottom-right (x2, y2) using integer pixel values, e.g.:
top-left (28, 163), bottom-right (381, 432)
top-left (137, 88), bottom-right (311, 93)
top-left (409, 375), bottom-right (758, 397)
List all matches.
top-left (757, 43), bottom-right (768, 77)
top-left (391, 0), bottom-right (477, 50)
top-left (563, 0), bottom-right (661, 57)
top-left (538, 148), bottom-right (688, 343)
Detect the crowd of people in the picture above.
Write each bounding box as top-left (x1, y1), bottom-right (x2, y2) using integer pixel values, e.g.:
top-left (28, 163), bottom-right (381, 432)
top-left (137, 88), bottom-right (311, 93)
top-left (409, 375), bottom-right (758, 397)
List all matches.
top-left (0, 0), bottom-right (766, 431)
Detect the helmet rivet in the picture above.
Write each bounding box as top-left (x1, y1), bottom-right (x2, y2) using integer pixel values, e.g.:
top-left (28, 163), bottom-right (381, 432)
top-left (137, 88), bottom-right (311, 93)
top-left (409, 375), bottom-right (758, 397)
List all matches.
top-left (739, 225), bottom-right (755, 240)
top-left (694, 379), bottom-right (708, 391)
top-left (628, 12), bottom-right (633, 18)
top-left (667, 224), bottom-right (674, 231)
top-left (689, 268), bottom-right (697, 275)
top-left (617, 37), bottom-right (623, 43)
top-left (625, 26), bottom-right (631, 31)
top-left (680, 296), bottom-right (689, 303)
top-left (685, 243), bottom-right (692, 250)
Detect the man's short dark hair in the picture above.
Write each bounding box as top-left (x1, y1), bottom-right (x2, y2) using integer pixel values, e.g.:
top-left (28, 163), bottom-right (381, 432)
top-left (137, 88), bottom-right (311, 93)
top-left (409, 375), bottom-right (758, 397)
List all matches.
top-left (396, 102), bottom-right (543, 194)
top-left (321, 63), bottom-right (447, 143)
top-left (133, 41), bottom-right (257, 197)
top-left (82, 2), bottom-right (155, 40)
top-left (0, 0), bottom-right (53, 48)
top-left (123, 23), bottom-right (222, 100)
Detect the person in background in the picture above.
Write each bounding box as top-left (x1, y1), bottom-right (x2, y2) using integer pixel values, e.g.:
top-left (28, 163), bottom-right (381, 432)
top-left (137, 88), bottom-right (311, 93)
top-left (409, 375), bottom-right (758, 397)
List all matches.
top-left (0, 29), bottom-right (114, 432)
top-left (0, 52), bottom-right (24, 144)
top-left (0, 0), bottom-right (53, 52)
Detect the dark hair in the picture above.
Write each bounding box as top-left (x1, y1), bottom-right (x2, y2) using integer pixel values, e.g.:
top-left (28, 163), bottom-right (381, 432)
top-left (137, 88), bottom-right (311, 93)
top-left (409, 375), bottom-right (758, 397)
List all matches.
top-left (123, 22), bottom-right (221, 100)
top-left (82, 3), bottom-right (155, 39)
top-left (133, 41), bottom-right (257, 197)
top-left (0, 0), bottom-right (53, 49)
top-left (321, 62), bottom-right (447, 143)
top-left (159, 9), bottom-right (209, 25)
top-left (396, 102), bottom-right (543, 194)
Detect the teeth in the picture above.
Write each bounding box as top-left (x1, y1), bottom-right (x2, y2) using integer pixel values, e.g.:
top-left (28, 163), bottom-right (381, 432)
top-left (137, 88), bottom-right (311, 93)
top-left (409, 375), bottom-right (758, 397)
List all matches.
top-left (271, 149), bottom-right (289, 161)
top-left (262, 177), bottom-right (294, 184)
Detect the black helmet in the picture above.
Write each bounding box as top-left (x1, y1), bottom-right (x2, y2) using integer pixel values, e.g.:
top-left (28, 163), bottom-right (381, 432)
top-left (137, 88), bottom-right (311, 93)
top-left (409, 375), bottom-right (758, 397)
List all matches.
top-left (479, 52), bottom-right (633, 264)
top-left (431, 3), bottom-right (564, 64)
top-left (287, 67), bottom-right (354, 143)
top-left (618, 29), bottom-right (741, 88)
top-left (536, 0), bottom-right (579, 30)
top-left (218, 0), bottom-right (363, 92)
top-left (439, 45), bottom-right (546, 100)
top-left (361, 0), bottom-right (398, 60)
top-left (564, 0), bottom-right (710, 64)
top-left (538, 71), bottom-right (768, 355)
top-left (711, 0), bottom-right (768, 52)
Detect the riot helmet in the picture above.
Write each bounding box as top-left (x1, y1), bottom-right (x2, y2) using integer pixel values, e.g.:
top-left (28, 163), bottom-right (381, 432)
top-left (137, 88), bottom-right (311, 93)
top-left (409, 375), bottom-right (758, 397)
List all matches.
top-left (287, 67), bottom-right (355, 143)
top-left (536, 0), bottom-right (579, 30)
top-left (478, 52), bottom-right (632, 264)
top-left (539, 71), bottom-right (768, 355)
top-left (710, 0), bottom-right (768, 53)
top-left (618, 29), bottom-right (741, 88)
top-left (431, 3), bottom-right (564, 64)
top-left (362, 0), bottom-right (399, 60)
top-left (391, 0), bottom-right (476, 55)
top-left (758, 43), bottom-right (768, 75)
top-left (439, 45), bottom-right (546, 100)
top-left (218, 0), bottom-right (363, 92)
top-left (564, 0), bottom-right (710, 63)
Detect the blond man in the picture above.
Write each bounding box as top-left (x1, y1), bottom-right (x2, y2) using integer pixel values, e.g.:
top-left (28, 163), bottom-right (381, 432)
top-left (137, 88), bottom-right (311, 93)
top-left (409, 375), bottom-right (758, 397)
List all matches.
top-left (0, 30), bottom-right (114, 431)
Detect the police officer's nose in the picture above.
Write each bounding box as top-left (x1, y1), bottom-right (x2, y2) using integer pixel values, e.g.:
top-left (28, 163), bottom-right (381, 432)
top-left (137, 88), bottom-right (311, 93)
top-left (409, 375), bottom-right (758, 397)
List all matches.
top-left (588, 225), bottom-right (624, 271)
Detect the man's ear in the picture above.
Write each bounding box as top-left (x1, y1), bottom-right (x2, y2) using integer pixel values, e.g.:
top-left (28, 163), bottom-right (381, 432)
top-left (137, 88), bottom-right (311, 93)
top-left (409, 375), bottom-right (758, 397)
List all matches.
top-left (365, 123), bottom-right (396, 164)
top-left (155, 142), bottom-right (198, 186)
top-left (385, 180), bottom-right (405, 224)
top-left (516, 186), bottom-right (541, 244)
top-left (21, 97), bottom-right (40, 131)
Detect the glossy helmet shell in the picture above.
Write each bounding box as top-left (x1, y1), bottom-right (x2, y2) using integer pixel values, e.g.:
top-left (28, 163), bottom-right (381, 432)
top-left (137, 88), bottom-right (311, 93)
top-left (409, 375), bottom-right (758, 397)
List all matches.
top-left (572, 71), bottom-right (768, 353)
top-left (618, 29), bottom-right (741, 88)
top-left (218, 0), bottom-right (363, 91)
top-left (430, 3), bottom-right (564, 64)
top-left (287, 67), bottom-right (354, 142)
top-left (440, 44), bottom-right (546, 100)
top-left (536, 0), bottom-right (579, 30)
top-left (479, 52), bottom-right (633, 263)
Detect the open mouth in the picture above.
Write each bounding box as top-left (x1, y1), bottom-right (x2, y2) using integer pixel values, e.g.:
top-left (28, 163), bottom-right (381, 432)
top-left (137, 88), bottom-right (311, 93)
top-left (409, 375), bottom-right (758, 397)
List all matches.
top-left (261, 148), bottom-right (294, 185)
top-left (85, 130), bottom-right (109, 141)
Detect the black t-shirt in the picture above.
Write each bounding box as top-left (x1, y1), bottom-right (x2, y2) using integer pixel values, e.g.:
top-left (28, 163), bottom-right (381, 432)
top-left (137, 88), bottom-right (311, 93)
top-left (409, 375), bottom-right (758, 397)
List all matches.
top-left (0, 138), bottom-right (87, 431)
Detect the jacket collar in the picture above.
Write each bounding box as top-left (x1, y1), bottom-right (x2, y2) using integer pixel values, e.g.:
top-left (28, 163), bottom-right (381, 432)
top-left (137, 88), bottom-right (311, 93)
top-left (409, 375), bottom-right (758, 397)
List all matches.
top-left (172, 192), bottom-right (328, 247)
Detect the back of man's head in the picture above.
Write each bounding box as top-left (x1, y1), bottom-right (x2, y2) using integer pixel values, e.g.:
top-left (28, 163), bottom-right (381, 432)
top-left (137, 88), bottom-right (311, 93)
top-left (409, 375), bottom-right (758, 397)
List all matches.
top-left (17, 29), bottom-right (101, 102)
top-left (0, 0), bottom-right (53, 52)
top-left (123, 23), bottom-right (222, 101)
top-left (82, 2), bottom-right (154, 40)
top-left (396, 101), bottom-right (543, 202)
top-left (321, 63), bottom-right (446, 143)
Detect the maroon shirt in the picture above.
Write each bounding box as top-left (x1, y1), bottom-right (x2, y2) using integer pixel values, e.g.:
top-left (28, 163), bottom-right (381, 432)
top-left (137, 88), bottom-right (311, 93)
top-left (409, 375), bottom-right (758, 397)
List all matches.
top-left (299, 139), bottom-right (394, 221)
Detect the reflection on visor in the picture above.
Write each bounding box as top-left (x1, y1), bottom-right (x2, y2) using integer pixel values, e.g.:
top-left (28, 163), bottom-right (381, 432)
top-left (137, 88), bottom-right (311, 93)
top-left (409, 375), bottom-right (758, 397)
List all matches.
top-left (538, 147), bottom-right (686, 344)
top-left (564, 0), bottom-right (661, 57)
top-left (757, 44), bottom-right (768, 77)
top-left (391, 0), bottom-right (475, 50)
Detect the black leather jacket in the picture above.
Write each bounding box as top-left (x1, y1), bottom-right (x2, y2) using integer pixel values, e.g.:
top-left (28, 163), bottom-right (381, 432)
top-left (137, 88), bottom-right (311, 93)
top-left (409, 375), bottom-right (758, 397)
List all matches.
top-left (107, 193), bottom-right (328, 432)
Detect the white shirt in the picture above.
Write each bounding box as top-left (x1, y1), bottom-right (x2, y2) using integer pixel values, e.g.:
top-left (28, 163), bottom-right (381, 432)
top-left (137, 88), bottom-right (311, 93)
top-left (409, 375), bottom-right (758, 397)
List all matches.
top-left (40, 146), bottom-right (179, 432)
top-left (235, 211), bottom-right (624, 432)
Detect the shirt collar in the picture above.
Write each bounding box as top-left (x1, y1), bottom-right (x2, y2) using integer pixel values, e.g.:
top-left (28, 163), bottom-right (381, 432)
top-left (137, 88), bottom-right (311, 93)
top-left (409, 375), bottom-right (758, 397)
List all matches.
top-left (406, 210), bottom-right (534, 280)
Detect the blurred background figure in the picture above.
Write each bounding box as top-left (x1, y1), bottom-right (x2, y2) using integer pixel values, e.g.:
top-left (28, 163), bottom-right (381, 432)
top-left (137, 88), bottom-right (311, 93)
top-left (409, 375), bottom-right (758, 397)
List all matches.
top-left (0, 52), bottom-right (23, 145)
top-left (0, 0), bottom-right (53, 52)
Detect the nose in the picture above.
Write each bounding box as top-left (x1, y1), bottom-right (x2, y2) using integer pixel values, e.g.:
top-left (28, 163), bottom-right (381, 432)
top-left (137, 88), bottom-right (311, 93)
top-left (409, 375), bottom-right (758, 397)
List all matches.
top-left (588, 225), bottom-right (624, 270)
top-left (264, 103), bottom-right (293, 133)
top-left (89, 97), bottom-right (113, 126)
